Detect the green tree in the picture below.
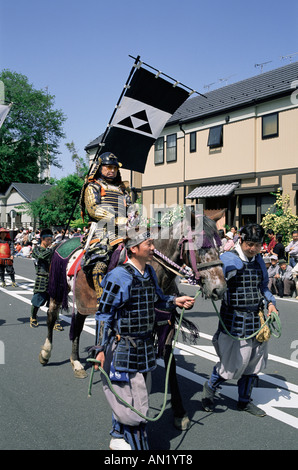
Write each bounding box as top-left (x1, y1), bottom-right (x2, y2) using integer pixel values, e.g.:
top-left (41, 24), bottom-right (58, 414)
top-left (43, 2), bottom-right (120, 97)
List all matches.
top-left (23, 174), bottom-right (85, 228)
top-left (65, 141), bottom-right (89, 178)
top-left (0, 70), bottom-right (66, 192)
top-left (261, 190), bottom-right (298, 245)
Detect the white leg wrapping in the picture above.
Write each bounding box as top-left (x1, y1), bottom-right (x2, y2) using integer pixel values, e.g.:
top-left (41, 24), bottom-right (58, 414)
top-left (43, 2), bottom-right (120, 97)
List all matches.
top-left (71, 359), bottom-right (84, 371)
top-left (70, 356), bottom-right (88, 378)
top-left (41, 338), bottom-right (52, 361)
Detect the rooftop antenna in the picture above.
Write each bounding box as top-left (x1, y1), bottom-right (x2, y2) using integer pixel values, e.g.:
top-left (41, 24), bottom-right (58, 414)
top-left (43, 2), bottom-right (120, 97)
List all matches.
top-left (280, 52), bottom-right (298, 63)
top-left (218, 74), bottom-right (236, 86)
top-left (203, 81), bottom-right (216, 91)
top-left (254, 61), bottom-right (272, 73)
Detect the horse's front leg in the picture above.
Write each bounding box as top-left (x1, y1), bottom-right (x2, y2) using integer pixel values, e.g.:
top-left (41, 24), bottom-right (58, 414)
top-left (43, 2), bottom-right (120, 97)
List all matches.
top-left (39, 298), bottom-right (60, 365)
top-left (70, 311), bottom-right (88, 379)
top-left (164, 343), bottom-right (190, 431)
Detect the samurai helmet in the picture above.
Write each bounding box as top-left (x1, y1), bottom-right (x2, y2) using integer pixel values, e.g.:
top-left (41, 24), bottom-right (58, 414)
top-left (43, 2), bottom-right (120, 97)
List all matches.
top-left (87, 152), bottom-right (122, 182)
top-left (100, 152), bottom-right (122, 168)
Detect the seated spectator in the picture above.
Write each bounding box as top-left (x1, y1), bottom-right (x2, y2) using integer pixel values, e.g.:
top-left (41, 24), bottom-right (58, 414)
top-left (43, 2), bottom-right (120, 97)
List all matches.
top-left (15, 242), bottom-right (32, 258)
top-left (63, 229), bottom-right (69, 239)
top-left (268, 255), bottom-right (279, 294)
top-left (22, 230), bottom-right (29, 246)
top-left (285, 230), bottom-right (298, 268)
top-left (15, 242), bottom-right (22, 253)
top-left (14, 229), bottom-right (23, 245)
top-left (274, 259), bottom-right (295, 297)
top-left (73, 228), bottom-right (82, 237)
top-left (263, 256), bottom-right (271, 269)
top-left (223, 231), bottom-right (235, 251)
top-left (291, 262), bottom-right (298, 298)
top-left (28, 227), bottom-right (34, 243)
top-left (54, 230), bottom-right (63, 243)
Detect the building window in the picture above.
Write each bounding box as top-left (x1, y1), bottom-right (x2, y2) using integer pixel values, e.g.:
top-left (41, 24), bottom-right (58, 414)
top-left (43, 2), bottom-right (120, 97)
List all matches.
top-left (240, 194), bottom-right (276, 226)
top-left (261, 195), bottom-right (276, 217)
top-left (262, 112), bottom-right (278, 139)
top-left (190, 131), bottom-right (196, 152)
top-left (207, 125), bottom-right (223, 148)
top-left (154, 137), bottom-right (164, 165)
top-left (240, 196), bottom-right (257, 226)
top-left (166, 133), bottom-right (177, 162)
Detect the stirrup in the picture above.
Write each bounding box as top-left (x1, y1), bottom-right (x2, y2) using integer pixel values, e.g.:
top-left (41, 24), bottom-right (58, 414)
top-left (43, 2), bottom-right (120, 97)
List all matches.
top-left (30, 317), bottom-right (38, 328)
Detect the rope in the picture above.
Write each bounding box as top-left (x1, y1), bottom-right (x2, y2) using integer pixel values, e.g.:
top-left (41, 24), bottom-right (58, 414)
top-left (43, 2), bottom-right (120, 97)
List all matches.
top-left (87, 289), bottom-right (202, 422)
top-left (153, 248), bottom-right (189, 276)
top-left (211, 300), bottom-right (281, 341)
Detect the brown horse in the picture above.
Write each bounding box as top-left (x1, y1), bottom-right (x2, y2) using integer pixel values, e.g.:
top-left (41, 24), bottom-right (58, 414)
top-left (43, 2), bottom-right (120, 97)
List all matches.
top-left (39, 215), bottom-right (226, 429)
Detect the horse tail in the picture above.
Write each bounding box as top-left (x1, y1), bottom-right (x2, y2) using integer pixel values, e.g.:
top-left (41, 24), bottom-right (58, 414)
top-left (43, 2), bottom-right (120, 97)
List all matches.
top-left (48, 250), bottom-right (69, 310)
top-left (174, 312), bottom-right (200, 344)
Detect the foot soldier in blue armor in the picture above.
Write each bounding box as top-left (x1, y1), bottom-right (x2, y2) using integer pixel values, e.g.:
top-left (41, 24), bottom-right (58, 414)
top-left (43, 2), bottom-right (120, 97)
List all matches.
top-left (94, 228), bottom-right (195, 450)
top-left (202, 223), bottom-right (278, 417)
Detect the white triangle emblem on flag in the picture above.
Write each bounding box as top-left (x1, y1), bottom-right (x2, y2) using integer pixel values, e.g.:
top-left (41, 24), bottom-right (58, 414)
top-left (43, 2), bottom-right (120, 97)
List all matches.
top-left (131, 116), bottom-right (148, 129)
top-left (111, 96), bottom-right (171, 139)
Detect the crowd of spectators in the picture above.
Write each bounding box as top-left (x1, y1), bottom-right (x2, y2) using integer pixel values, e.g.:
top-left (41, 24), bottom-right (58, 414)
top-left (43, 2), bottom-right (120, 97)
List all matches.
top-left (13, 226), bottom-right (86, 258)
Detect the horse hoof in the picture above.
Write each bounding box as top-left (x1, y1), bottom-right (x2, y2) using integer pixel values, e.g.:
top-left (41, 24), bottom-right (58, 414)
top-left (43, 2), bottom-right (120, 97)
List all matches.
top-left (39, 351), bottom-right (49, 366)
top-left (74, 369), bottom-right (88, 379)
top-left (70, 357), bottom-right (88, 379)
top-left (174, 414), bottom-right (190, 430)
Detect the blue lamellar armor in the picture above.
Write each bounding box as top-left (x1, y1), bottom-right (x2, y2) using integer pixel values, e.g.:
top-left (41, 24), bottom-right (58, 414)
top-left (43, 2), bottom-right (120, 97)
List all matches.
top-left (98, 264), bottom-right (158, 373)
top-left (220, 258), bottom-right (264, 337)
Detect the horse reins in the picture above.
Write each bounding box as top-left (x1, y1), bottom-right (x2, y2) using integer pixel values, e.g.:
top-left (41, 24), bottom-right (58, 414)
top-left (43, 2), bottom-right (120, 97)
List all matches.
top-left (153, 248), bottom-right (223, 285)
top-left (177, 228), bottom-right (223, 281)
top-left (86, 228), bottom-right (224, 419)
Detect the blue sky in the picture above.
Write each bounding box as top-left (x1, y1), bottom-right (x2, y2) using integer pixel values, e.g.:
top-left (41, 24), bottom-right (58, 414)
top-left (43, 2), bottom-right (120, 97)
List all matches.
top-left (1, 0), bottom-right (298, 179)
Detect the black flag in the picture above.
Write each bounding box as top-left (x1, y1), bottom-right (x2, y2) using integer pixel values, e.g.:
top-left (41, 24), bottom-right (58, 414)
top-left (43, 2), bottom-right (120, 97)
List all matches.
top-left (98, 66), bottom-right (190, 173)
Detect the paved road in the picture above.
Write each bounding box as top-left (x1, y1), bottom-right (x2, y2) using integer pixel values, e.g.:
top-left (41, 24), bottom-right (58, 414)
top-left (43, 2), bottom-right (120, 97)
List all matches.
top-left (1, 257), bottom-right (298, 451)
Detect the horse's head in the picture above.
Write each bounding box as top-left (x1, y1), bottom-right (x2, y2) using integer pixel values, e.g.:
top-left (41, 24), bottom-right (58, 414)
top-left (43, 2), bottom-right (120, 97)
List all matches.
top-left (152, 214), bottom-right (226, 300)
top-left (179, 216), bottom-right (227, 300)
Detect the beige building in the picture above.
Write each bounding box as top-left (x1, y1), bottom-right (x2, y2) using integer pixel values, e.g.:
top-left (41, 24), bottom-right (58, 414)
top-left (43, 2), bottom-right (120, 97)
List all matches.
top-left (141, 61), bottom-right (298, 229)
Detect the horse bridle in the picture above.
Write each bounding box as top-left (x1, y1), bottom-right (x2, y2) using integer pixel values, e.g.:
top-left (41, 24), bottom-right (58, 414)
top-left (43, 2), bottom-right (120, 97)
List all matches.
top-left (178, 228), bottom-right (223, 281)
